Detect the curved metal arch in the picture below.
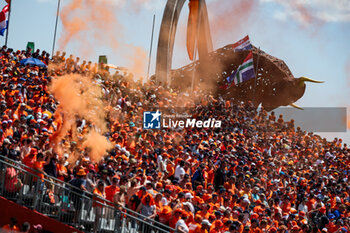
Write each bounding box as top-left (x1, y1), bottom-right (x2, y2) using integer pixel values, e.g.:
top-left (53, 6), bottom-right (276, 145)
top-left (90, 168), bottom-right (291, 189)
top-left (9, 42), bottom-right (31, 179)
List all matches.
top-left (155, 0), bottom-right (213, 86)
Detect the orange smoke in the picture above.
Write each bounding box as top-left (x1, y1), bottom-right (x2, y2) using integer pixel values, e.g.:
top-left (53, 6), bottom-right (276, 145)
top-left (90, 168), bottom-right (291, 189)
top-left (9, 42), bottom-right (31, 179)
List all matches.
top-left (59, 0), bottom-right (122, 58)
top-left (290, 1), bottom-right (313, 25)
top-left (285, 1), bottom-right (323, 29)
top-left (126, 45), bottom-right (148, 80)
top-left (49, 74), bottom-right (112, 162)
top-left (208, 0), bottom-right (258, 40)
top-left (59, 0), bottom-right (148, 79)
top-left (83, 130), bottom-right (112, 162)
top-left (59, 0), bottom-right (87, 50)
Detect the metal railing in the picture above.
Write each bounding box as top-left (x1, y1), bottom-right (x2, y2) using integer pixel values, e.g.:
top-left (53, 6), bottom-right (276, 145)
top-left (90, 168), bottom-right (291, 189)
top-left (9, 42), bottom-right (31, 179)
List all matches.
top-left (0, 155), bottom-right (175, 233)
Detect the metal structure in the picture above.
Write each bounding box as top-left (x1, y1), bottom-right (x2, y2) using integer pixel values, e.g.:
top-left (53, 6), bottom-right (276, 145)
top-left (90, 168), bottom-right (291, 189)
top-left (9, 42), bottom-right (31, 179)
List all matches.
top-left (155, 0), bottom-right (213, 86)
top-left (170, 44), bottom-right (323, 111)
top-left (147, 14), bottom-right (156, 81)
top-left (0, 155), bottom-right (174, 233)
top-left (52, 0), bottom-right (61, 57)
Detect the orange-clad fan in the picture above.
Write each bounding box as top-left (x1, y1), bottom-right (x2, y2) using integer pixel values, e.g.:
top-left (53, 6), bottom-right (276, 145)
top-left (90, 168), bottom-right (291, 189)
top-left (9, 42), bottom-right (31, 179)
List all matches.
top-left (0, 45), bottom-right (349, 233)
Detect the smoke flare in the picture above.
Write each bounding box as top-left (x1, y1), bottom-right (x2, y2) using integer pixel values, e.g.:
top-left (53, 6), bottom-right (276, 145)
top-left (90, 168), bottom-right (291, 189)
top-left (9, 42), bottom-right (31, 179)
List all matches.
top-left (49, 74), bottom-right (112, 162)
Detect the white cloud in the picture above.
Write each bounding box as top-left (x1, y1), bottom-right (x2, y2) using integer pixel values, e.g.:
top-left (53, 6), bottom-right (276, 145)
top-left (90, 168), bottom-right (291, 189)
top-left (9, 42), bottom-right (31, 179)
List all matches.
top-left (135, 0), bottom-right (164, 11)
top-left (261, 0), bottom-right (350, 23)
top-left (273, 10), bottom-right (288, 21)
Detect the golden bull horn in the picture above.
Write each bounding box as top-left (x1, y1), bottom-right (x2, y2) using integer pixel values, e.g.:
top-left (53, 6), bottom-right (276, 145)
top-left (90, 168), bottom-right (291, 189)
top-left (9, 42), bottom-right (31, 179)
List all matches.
top-left (299, 77), bottom-right (324, 83)
top-left (289, 103), bottom-right (304, 110)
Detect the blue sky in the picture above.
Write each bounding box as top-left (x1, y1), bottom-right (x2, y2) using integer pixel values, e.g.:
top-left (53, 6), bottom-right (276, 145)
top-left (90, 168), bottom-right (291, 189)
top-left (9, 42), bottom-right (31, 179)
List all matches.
top-left (1, 0), bottom-right (349, 143)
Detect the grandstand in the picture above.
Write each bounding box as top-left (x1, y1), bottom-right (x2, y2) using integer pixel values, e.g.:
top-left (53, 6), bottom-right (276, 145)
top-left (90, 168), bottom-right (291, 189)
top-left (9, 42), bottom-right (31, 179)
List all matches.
top-left (0, 45), bottom-right (349, 233)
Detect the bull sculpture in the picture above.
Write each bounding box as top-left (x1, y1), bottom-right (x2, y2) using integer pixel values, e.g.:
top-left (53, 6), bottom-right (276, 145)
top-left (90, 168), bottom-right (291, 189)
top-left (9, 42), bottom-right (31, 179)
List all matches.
top-left (170, 44), bottom-right (324, 111)
top-left (155, 0), bottom-right (323, 111)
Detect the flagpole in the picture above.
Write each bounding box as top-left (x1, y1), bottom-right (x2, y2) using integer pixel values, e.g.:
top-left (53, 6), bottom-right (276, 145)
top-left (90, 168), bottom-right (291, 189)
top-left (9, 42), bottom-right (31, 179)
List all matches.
top-left (254, 46), bottom-right (260, 106)
top-left (146, 14), bottom-right (156, 81)
top-left (4, 0), bottom-right (11, 47)
top-left (52, 0), bottom-right (61, 57)
top-left (190, 1), bottom-right (202, 94)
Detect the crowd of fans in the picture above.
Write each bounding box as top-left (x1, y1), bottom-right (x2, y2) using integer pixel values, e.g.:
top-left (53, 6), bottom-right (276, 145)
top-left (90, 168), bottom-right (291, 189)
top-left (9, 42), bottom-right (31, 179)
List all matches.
top-left (1, 217), bottom-right (42, 233)
top-left (0, 45), bottom-right (349, 233)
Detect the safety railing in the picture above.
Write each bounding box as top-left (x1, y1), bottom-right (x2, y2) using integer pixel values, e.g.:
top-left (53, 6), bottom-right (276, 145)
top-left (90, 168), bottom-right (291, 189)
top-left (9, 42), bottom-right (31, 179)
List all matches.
top-left (0, 155), bottom-right (175, 233)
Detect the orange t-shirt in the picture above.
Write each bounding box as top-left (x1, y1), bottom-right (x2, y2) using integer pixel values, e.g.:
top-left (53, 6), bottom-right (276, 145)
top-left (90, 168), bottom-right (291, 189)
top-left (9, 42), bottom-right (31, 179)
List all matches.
top-left (281, 202), bottom-right (291, 213)
top-left (207, 169), bottom-right (215, 184)
top-left (33, 161), bottom-right (46, 180)
top-left (158, 212), bottom-right (172, 225)
top-left (93, 188), bottom-right (106, 208)
top-left (22, 154), bottom-right (36, 172)
top-left (307, 198), bottom-right (316, 211)
top-left (167, 164), bottom-right (175, 176)
top-left (189, 223), bottom-right (201, 233)
top-left (105, 185), bottom-right (120, 203)
top-left (56, 164), bottom-right (67, 182)
top-left (185, 211), bottom-right (194, 225)
top-left (169, 216), bottom-right (180, 229)
top-left (188, 223), bottom-right (202, 233)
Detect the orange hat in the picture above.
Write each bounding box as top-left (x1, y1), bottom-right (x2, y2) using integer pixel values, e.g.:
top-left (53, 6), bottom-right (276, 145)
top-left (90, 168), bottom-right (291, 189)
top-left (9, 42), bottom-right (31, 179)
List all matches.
top-left (182, 211), bottom-right (190, 218)
top-left (175, 208), bottom-right (183, 214)
top-left (291, 208), bottom-right (298, 214)
top-left (161, 206), bottom-right (172, 215)
top-left (174, 186), bottom-right (183, 193)
top-left (76, 169), bottom-right (87, 176)
top-left (251, 213), bottom-right (259, 220)
top-left (195, 198), bottom-right (204, 204)
top-left (300, 219), bottom-right (307, 225)
top-left (194, 214), bottom-right (202, 221)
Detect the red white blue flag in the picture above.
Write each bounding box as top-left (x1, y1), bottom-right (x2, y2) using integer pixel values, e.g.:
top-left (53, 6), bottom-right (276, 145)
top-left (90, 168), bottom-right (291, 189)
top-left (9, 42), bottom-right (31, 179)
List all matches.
top-left (0, 4), bottom-right (9, 36)
top-left (232, 35), bottom-right (252, 52)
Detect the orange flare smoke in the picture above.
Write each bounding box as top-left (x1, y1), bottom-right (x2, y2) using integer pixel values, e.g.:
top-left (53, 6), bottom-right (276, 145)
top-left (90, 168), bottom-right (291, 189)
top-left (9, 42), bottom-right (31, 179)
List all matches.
top-left (50, 74), bottom-right (112, 162)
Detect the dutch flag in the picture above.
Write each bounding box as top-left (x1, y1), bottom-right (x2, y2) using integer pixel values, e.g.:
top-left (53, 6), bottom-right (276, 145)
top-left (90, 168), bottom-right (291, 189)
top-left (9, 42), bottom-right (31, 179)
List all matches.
top-left (232, 35), bottom-right (253, 52)
top-left (0, 4), bottom-right (9, 36)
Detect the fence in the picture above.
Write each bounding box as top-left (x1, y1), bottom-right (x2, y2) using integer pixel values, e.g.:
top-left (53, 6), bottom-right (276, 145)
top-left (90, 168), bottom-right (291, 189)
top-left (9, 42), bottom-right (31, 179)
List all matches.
top-left (0, 155), bottom-right (175, 233)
